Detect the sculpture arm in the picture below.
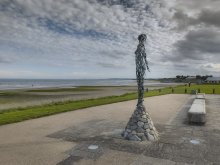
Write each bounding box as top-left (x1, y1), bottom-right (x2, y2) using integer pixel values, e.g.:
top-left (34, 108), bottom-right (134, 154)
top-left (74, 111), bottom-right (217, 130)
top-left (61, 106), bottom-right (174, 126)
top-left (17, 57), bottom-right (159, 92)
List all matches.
top-left (144, 53), bottom-right (150, 72)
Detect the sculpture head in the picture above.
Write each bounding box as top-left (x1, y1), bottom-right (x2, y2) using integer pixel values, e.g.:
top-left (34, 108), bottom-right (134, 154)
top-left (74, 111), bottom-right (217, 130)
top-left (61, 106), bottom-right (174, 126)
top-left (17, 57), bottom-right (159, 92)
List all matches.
top-left (138, 34), bottom-right (147, 43)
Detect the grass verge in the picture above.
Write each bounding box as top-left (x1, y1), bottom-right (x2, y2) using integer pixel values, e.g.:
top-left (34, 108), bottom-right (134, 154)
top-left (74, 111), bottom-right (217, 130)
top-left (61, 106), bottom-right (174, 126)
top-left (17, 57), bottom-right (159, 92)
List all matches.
top-left (0, 84), bottom-right (220, 125)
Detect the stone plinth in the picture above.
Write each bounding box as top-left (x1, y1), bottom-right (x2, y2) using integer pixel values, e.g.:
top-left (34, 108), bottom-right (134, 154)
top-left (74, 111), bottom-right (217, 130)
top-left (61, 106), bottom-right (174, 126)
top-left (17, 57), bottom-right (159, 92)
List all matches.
top-left (122, 105), bottom-right (158, 141)
top-left (188, 99), bottom-right (206, 124)
top-left (196, 93), bottom-right (205, 99)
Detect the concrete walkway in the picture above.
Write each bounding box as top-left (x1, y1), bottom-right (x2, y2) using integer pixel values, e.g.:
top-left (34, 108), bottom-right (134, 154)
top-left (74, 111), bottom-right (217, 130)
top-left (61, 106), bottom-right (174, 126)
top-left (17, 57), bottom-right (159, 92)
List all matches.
top-left (1, 94), bottom-right (219, 165)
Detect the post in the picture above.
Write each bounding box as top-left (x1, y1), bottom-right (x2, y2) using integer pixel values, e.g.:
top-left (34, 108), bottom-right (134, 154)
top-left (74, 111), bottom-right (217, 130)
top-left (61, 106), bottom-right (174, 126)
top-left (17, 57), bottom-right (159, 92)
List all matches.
top-left (213, 88), bottom-right (215, 94)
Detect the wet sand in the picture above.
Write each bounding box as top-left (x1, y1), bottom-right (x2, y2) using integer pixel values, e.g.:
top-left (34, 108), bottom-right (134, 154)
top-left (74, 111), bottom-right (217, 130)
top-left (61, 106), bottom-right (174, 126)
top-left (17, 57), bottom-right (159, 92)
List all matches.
top-left (0, 84), bottom-right (180, 111)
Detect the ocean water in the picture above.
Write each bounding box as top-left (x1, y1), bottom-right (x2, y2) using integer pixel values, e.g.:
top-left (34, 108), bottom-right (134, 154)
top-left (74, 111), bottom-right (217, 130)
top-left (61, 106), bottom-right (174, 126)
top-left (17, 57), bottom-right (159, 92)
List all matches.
top-left (0, 79), bottom-right (170, 90)
top-left (0, 79), bottom-right (135, 90)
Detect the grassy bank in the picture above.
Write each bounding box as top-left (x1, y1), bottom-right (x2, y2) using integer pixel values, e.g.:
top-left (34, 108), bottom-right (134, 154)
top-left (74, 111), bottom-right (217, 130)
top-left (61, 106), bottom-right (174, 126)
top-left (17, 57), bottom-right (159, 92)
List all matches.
top-left (169, 84), bottom-right (220, 94)
top-left (0, 84), bottom-right (220, 125)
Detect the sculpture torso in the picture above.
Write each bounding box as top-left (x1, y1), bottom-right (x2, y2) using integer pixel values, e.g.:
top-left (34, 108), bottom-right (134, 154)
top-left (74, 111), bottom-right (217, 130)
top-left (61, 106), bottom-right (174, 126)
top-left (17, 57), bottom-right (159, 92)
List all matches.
top-left (135, 43), bottom-right (146, 75)
top-left (135, 41), bottom-right (147, 106)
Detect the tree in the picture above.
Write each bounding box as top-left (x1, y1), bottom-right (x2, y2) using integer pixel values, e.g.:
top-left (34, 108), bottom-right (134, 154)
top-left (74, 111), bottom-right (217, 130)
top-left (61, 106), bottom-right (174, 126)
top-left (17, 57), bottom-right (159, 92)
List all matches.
top-left (196, 75), bottom-right (201, 79)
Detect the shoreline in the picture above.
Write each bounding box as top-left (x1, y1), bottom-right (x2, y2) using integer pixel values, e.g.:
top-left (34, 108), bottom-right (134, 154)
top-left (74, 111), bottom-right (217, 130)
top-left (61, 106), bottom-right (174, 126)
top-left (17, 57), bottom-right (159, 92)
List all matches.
top-left (1, 84), bottom-right (220, 125)
top-left (0, 84), bottom-right (183, 111)
top-left (0, 82), bottom-right (183, 91)
top-left (0, 78), bottom-right (184, 91)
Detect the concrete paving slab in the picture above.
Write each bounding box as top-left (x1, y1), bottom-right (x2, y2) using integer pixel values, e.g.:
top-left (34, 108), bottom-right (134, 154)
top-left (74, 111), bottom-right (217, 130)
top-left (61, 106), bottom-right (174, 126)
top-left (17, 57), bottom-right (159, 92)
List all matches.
top-left (1, 94), bottom-right (220, 165)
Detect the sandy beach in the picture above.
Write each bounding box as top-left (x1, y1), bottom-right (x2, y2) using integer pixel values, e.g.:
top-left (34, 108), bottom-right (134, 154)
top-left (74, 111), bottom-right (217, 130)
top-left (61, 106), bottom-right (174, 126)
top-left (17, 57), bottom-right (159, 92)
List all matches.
top-left (0, 84), bottom-right (180, 111)
top-left (0, 94), bottom-right (190, 165)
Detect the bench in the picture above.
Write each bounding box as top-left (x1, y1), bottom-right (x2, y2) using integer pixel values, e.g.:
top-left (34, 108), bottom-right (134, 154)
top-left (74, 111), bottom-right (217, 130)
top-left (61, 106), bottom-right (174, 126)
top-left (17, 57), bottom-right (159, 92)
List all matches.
top-left (196, 93), bottom-right (205, 99)
top-left (188, 99), bottom-right (206, 123)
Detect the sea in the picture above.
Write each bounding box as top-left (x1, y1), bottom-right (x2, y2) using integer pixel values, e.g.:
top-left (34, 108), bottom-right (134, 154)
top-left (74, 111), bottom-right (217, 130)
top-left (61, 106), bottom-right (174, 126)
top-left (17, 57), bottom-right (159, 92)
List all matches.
top-left (0, 79), bottom-right (171, 90)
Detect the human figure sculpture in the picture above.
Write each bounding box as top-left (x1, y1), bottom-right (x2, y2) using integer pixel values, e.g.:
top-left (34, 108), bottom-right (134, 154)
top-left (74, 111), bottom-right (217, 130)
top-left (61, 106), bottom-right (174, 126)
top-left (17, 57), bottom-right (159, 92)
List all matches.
top-left (135, 34), bottom-right (150, 107)
top-left (122, 34), bottom-right (159, 141)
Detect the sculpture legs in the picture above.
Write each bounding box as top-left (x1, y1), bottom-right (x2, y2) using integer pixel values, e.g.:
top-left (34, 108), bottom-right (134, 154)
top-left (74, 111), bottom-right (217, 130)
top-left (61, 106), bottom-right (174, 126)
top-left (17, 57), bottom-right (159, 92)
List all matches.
top-left (137, 71), bottom-right (144, 106)
top-left (122, 72), bottom-right (159, 141)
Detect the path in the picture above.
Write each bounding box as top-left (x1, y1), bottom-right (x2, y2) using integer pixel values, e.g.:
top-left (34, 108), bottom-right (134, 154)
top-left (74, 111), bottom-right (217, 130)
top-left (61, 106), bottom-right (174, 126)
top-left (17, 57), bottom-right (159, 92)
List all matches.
top-left (2, 94), bottom-right (219, 164)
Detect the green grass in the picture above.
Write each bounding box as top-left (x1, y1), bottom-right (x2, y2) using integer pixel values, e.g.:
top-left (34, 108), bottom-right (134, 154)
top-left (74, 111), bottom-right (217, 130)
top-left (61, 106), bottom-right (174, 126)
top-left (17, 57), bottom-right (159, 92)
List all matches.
top-left (1, 84), bottom-right (220, 125)
top-left (0, 92), bottom-right (134, 125)
top-left (170, 84), bottom-right (220, 94)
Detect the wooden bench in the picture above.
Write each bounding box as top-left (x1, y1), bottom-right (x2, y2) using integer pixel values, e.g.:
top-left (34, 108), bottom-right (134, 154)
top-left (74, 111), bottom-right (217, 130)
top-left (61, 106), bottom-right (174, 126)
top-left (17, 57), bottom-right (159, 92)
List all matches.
top-left (188, 99), bottom-right (206, 123)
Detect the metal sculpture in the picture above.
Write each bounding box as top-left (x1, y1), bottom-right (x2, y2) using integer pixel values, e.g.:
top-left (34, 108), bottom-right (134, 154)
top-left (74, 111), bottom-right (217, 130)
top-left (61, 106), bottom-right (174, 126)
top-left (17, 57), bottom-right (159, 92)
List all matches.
top-left (135, 34), bottom-right (149, 107)
top-left (122, 34), bottom-right (159, 141)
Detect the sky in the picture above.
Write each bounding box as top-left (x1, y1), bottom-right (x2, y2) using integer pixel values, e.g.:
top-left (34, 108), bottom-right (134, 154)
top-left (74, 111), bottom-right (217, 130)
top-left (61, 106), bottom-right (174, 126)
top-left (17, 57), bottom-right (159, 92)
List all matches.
top-left (0, 0), bottom-right (220, 79)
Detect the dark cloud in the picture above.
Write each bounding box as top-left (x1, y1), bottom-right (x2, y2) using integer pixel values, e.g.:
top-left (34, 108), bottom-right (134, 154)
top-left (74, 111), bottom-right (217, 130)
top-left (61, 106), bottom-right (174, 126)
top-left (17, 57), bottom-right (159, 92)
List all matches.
top-left (177, 29), bottom-right (220, 54)
top-left (95, 0), bottom-right (136, 8)
top-left (173, 10), bottom-right (197, 30)
top-left (166, 29), bottom-right (220, 62)
top-left (174, 0), bottom-right (220, 11)
top-left (96, 62), bottom-right (124, 68)
top-left (0, 56), bottom-right (11, 63)
top-left (173, 9), bottom-right (220, 30)
top-left (198, 10), bottom-right (220, 27)
top-left (94, 0), bottom-right (155, 15)
top-left (99, 50), bottom-right (128, 59)
top-left (172, 63), bottom-right (190, 68)
top-left (168, 0), bottom-right (220, 75)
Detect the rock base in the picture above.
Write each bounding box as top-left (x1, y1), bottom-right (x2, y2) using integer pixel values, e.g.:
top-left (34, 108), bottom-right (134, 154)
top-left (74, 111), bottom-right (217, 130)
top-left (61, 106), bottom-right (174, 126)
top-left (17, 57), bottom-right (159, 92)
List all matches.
top-left (122, 104), bottom-right (159, 141)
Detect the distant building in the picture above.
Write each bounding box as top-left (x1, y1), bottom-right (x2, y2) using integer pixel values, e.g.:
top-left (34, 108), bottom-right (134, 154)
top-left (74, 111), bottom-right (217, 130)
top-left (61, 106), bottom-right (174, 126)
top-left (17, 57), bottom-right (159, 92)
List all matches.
top-left (186, 76), bottom-right (196, 80)
top-left (185, 76), bottom-right (197, 83)
top-left (205, 77), bottom-right (220, 84)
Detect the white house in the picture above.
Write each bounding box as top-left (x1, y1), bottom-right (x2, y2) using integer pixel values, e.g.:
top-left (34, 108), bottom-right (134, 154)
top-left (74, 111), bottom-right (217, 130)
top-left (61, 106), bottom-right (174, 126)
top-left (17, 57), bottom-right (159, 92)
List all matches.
top-left (205, 77), bottom-right (220, 84)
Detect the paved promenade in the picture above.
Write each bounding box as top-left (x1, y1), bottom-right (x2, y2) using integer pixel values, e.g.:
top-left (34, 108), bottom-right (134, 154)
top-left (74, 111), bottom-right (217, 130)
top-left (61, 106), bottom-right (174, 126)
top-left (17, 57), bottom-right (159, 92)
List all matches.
top-left (0, 94), bottom-right (220, 164)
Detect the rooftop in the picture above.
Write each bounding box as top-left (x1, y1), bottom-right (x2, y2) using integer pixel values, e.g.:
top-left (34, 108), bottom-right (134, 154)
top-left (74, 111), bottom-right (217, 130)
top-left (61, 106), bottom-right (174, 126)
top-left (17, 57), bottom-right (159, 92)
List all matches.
top-left (206, 77), bottom-right (220, 81)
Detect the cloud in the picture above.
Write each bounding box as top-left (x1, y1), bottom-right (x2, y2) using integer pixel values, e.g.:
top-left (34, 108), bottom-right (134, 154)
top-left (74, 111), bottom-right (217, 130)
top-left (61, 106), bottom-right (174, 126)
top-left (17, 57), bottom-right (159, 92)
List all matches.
top-left (174, 0), bottom-right (220, 11)
top-left (99, 50), bottom-right (128, 59)
top-left (173, 9), bottom-right (220, 30)
top-left (172, 10), bottom-right (197, 30)
top-left (0, 57), bottom-right (11, 63)
top-left (0, 0), bottom-right (219, 78)
top-left (0, 0), bottom-right (175, 72)
top-left (96, 62), bottom-right (124, 68)
top-left (198, 10), bottom-right (220, 27)
top-left (176, 29), bottom-right (220, 60)
top-left (163, 0), bottom-right (220, 76)
top-left (203, 63), bottom-right (220, 70)
top-left (161, 27), bottom-right (220, 76)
